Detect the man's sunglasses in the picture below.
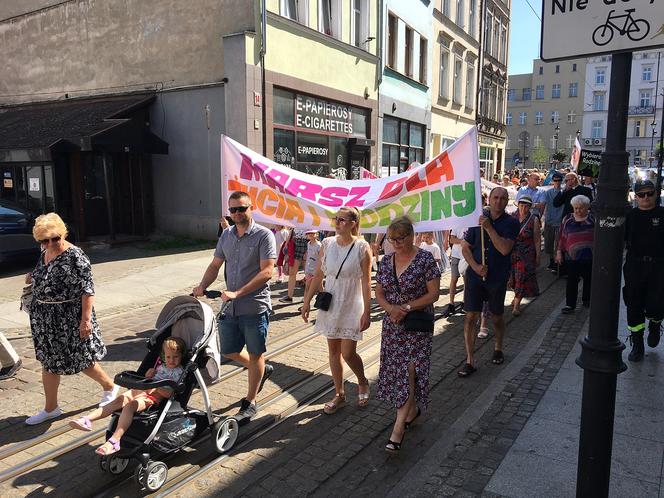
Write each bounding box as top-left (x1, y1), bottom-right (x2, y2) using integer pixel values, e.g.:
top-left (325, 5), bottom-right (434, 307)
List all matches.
top-left (228, 206), bottom-right (250, 213)
top-left (39, 236), bottom-right (61, 244)
top-left (636, 191), bottom-right (656, 198)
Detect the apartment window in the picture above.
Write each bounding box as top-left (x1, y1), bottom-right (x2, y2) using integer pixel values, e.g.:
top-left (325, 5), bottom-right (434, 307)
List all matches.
top-left (507, 88), bottom-right (516, 101)
top-left (592, 120), bottom-right (603, 139)
top-left (643, 66), bottom-right (653, 81)
top-left (522, 88), bottom-right (531, 101)
top-left (572, 63), bottom-right (577, 72)
top-left (282, 0), bottom-right (308, 23)
top-left (555, 65), bottom-right (560, 73)
top-left (552, 84), bottom-right (561, 99)
top-left (536, 85), bottom-right (544, 99)
top-left (497, 84), bottom-right (505, 122)
top-left (506, 136), bottom-right (511, 149)
top-left (465, 60), bottom-right (475, 109)
top-left (519, 112), bottom-right (527, 125)
top-left (319, 0), bottom-right (340, 38)
top-left (419, 37), bottom-right (428, 84)
top-left (493, 19), bottom-right (500, 58)
top-left (500, 25), bottom-right (507, 64)
top-left (534, 135), bottom-right (542, 147)
top-left (635, 120), bottom-right (642, 137)
top-left (506, 112), bottom-right (512, 125)
top-left (593, 92), bottom-right (605, 111)
top-left (596, 68), bottom-right (606, 84)
top-left (442, 0), bottom-right (451, 17)
top-left (387, 14), bottom-right (397, 69)
top-left (485, 14), bottom-right (493, 56)
top-left (456, 0), bottom-right (465, 27)
top-left (569, 82), bottom-right (578, 97)
top-left (550, 136), bottom-right (557, 149)
top-left (539, 66), bottom-right (543, 75)
top-left (350, 0), bottom-right (369, 49)
top-left (535, 111), bottom-right (543, 125)
top-left (453, 56), bottom-right (463, 104)
top-left (567, 110), bottom-right (577, 123)
top-left (640, 90), bottom-right (652, 107)
top-left (566, 135), bottom-right (574, 148)
top-left (551, 111), bottom-right (559, 124)
top-left (405, 26), bottom-right (413, 77)
top-left (439, 39), bottom-right (450, 99)
top-left (468, 0), bottom-right (476, 37)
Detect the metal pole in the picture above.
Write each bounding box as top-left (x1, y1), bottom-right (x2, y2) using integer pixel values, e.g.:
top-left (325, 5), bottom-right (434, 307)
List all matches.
top-left (575, 52), bottom-right (631, 498)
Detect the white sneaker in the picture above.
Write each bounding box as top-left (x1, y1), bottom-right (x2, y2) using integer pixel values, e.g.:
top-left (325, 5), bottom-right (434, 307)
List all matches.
top-left (99, 385), bottom-right (120, 407)
top-left (26, 406), bottom-right (62, 425)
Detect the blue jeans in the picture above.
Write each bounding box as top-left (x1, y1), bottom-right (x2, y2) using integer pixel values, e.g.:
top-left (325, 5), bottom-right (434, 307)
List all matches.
top-left (219, 311), bottom-right (270, 355)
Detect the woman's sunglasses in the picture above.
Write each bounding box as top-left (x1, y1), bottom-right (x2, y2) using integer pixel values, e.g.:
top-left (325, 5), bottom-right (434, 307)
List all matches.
top-left (334, 217), bottom-right (352, 224)
top-left (228, 206), bottom-right (250, 213)
top-left (39, 236), bottom-right (61, 244)
top-left (636, 191), bottom-right (656, 198)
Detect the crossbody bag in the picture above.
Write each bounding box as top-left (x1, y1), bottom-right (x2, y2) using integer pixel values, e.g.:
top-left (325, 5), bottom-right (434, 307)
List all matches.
top-left (313, 241), bottom-right (356, 311)
top-left (392, 254), bottom-right (435, 333)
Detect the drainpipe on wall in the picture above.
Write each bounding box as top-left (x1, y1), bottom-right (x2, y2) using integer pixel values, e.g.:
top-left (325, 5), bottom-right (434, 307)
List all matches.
top-left (376, 0), bottom-right (384, 176)
top-left (476, 0), bottom-right (487, 123)
top-left (260, 0), bottom-right (268, 156)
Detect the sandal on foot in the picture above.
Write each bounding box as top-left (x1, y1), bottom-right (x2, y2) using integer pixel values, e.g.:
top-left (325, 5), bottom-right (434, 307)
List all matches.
top-left (477, 327), bottom-right (489, 339)
top-left (512, 308), bottom-right (521, 316)
top-left (69, 416), bottom-right (92, 432)
top-left (358, 382), bottom-right (370, 408)
top-left (457, 363), bottom-right (477, 378)
top-left (386, 433), bottom-right (405, 454)
top-left (323, 394), bottom-right (346, 415)
top-left (405, 407), bottom-right (421, 430)
top-left (95, 437), bottom-right (120, 456)
top-left (492, 350), bottom-right (505, 365)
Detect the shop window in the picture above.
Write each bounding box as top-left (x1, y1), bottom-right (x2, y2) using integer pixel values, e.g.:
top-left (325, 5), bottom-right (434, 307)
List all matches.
top-left (273, 88), bottom-right (294, 125)
top-left (273, 129), bottom-right (295, 167)
top-left (382, 117), bottom-right (425, 174)
top-left (384, 117), bottom-right (399, 143)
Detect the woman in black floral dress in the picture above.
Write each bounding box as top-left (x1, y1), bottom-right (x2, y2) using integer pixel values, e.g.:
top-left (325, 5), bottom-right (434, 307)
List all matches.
top-left (25, 213), bottom-right (118, 425)
top-left (375, 217), bottom-right (441, 453)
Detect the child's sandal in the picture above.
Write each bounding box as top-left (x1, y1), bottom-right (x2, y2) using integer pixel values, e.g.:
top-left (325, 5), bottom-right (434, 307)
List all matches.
top-left (95, 437), bottom-right (121, 456)
top-left (69, 416), bottom-right (92, 432)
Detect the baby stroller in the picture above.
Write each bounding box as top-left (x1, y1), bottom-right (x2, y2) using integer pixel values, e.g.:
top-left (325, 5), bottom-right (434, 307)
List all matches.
top-left (98, 296), bottom-right (238, 492)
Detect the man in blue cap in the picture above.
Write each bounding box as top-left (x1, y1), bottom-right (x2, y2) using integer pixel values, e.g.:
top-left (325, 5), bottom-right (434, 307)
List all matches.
top-left (623, 180), bottom-right (664, 362)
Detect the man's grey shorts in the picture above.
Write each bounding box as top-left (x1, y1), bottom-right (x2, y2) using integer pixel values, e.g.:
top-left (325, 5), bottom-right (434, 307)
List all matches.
top-left (450, 257), bottom-right (461, 278)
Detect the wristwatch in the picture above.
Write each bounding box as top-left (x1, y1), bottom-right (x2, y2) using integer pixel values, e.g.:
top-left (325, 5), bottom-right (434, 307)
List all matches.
top-left (405, 304), bottom-right (412, 311)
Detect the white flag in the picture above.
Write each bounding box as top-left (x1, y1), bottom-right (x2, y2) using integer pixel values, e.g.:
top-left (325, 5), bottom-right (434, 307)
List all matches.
top-left (570, 137), bottom-right (582, 172)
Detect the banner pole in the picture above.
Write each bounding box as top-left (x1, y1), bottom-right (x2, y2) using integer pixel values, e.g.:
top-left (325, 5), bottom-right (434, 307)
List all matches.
top-left (220, 135), bottom-right (227, 217)
top-left (480, 227), bottom-right (486, 282)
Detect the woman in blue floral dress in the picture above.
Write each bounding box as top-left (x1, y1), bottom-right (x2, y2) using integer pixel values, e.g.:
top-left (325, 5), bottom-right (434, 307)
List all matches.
top-left (25, 213), bottom-right (117, 426)
top-left (375, 217), bottom-right (441, 453)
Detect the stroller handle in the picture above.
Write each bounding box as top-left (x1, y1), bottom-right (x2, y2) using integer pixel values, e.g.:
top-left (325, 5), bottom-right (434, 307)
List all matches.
top-left (114, 371), bottom-right (183, 393)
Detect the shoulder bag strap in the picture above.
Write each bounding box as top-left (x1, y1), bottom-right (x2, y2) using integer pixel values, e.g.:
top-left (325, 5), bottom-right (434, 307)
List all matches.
top-left (334, 241), bottom-right (356, 280)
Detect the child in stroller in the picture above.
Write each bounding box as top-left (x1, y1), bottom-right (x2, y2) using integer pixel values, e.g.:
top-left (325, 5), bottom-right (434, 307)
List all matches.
top-left (68, 337), bottom-right (187, 455)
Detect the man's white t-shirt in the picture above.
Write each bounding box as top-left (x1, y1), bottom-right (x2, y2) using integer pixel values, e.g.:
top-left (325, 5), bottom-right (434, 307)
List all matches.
top-left (419, 241), bottom-right (442, 261)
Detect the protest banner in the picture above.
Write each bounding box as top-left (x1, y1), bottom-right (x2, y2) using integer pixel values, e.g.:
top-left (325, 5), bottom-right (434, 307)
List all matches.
top-left (221, 127), bottom-right (482, 234)
top-left (577, 150), bottom-right (602, 178)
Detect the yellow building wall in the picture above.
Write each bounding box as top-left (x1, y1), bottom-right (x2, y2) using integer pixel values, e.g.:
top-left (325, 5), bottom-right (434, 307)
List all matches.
top-left (430, 111), bottom-right (475, 154)
top-left (264, 0), bottom-right (378, 99)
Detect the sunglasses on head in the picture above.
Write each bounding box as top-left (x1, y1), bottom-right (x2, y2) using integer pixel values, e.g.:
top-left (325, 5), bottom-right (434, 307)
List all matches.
top-left (39, 236), bottom-right (61, 244)
top-left (636, 191), bottom-right (656, 198)
top-left (228, 206), bottom-right (250, 213)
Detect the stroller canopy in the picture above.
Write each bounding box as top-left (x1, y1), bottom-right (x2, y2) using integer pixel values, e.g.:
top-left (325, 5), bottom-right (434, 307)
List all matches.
top-left (151, 296), bottom-right (221, 385)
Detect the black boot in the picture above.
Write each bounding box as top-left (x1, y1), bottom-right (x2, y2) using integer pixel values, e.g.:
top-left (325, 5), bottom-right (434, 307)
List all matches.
top-left (647, 321), bottom-right (662, 348)
top-left (628, 331), bottom-right (645, 362)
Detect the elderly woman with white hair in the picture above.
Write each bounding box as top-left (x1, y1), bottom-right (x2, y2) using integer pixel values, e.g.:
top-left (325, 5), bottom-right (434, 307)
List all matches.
top-left (556, 195), bottom-right (595, 314)
top-left (25, 213), bottom-right (117, 425)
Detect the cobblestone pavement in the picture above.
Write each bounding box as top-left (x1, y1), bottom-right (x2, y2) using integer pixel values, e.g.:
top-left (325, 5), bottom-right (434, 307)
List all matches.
top-left (0, 262), bottom-right (579, 498)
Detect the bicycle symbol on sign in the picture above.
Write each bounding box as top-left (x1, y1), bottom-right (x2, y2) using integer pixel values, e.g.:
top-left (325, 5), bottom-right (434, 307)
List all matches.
top-left (592, 9), bottom-right (650, 46)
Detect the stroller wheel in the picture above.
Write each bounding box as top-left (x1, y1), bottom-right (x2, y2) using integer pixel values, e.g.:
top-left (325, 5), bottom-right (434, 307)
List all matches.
top-left (99, 455), bottom-right (130, 475)
top-left (213, 417), bottom-right (239, 453)
top-left (136, 461), bottom-right (168, 491)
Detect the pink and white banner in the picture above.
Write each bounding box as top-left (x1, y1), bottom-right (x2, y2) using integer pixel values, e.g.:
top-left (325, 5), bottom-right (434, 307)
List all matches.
top-left (221, 127), bottom-right (482, 233)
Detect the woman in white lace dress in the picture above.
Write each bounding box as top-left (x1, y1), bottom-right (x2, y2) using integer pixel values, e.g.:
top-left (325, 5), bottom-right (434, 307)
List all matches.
top-left (301, 206), bottom-right (372, 414)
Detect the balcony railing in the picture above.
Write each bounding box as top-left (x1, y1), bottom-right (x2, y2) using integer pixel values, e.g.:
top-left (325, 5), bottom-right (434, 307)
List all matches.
top-left (628, 105), bottom-right (655, 115)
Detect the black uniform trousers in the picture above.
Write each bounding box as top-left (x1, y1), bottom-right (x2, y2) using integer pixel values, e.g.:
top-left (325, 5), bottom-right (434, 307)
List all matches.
top-left (622, 256), bottom-right (664, 331)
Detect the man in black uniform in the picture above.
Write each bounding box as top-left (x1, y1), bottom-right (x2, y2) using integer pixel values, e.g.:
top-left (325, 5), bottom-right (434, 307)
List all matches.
top-left (553, 172), bottom-right (594, 221)
top-left (624, 180), bottom-right (664, 362)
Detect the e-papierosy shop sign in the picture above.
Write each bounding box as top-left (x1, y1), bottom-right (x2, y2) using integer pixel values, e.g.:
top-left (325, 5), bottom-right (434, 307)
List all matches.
top-left (541, 0), bottom-right (664, 61)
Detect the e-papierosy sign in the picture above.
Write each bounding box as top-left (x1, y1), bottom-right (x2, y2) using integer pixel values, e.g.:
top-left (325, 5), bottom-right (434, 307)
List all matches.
top-left (541, 0), bottom-right (664, 61)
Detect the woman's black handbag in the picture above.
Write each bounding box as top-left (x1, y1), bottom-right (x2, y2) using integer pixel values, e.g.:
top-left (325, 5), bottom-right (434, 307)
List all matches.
top-left (313, 242), bottom-right (356, 311)
top-left (392, 254), bottom-right (435, 333)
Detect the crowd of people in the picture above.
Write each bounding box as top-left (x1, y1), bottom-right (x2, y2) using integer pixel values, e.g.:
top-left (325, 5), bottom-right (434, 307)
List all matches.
top-left (4, 165), bottom-right (663, 457)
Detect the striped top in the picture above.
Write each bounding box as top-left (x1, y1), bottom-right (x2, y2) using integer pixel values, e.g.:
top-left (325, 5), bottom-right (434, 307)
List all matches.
top-left (558, 214), bottom-right (595, 261)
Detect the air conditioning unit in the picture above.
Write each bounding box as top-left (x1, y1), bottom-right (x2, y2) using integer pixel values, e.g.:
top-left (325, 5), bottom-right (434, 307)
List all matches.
top-left (583, 138), bottom-right (592, 146)
top-left (593, 138), bottom-right (602, 145)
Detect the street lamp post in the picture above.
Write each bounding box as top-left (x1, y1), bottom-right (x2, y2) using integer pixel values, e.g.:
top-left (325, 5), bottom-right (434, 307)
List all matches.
top-left (551, 124), bottom-right (560, 166)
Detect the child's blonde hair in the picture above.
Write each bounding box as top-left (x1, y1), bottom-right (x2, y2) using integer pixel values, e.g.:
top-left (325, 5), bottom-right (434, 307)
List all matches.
top-left (163, 337), bottom-right (186, 355)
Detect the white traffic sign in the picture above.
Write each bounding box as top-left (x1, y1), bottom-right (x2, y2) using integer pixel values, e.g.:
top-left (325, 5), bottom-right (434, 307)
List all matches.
top-left (541, 0), bottom-right (664, 61)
